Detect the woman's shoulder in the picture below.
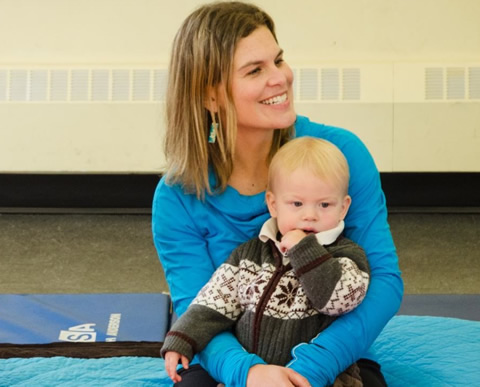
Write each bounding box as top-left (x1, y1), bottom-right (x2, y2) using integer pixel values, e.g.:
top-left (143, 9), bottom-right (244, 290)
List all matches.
top-left (153, 175), bottom-right (183, 203)
top-left (294, 115), bottom-right (370, 161)
top-left (294, 115), bottom-right (362, 145)
top-left (152, 175), bottom-right (197, 215)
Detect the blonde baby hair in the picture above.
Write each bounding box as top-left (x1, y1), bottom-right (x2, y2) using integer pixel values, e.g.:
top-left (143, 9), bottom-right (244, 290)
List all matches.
top-left (267, 137), bottom-right (350, 195)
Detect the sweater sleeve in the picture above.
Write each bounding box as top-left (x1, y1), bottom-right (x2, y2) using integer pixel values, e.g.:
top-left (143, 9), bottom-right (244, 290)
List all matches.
top-left (160, 255), bottom-right (243, 361)
top-left (152, 180), bottom-right (265, 385)
top-left (288, 235), bottom-right (370, 316)
top-left (288, 121), bottom-right (404, 386)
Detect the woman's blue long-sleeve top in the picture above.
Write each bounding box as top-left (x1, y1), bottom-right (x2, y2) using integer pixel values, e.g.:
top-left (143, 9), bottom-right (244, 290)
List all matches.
top-left (152, 115), bottom-right (404, 387)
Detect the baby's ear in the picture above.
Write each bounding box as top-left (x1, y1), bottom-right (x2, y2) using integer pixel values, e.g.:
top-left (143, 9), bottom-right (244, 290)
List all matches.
top-left (340, 195), bottom-right (352, 220)
top-left (266, 191), bottom-right (278, 218)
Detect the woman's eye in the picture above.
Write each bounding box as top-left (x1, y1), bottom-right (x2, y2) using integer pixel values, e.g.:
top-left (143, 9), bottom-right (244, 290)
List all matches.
top-left (275, 58), bottom-right (284, 66)
top-left (248, 67), bottom-right (261, 75)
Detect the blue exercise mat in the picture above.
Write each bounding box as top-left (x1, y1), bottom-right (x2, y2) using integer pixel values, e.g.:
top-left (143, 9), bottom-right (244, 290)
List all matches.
top-left (0, 293), bottom-right (171, 358)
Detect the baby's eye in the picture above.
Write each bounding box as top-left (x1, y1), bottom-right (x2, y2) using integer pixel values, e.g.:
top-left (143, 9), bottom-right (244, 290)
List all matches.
top-left (293, 201), bottom-right (303, 207)
top-left (321, 202), bottom-right (330, 208)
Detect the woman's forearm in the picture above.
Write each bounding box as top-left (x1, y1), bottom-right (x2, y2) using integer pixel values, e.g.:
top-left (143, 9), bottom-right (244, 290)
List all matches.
top-left (198, 331), bottom-right (266, 386)
top-left (287, 271), bottom-right (403, 386)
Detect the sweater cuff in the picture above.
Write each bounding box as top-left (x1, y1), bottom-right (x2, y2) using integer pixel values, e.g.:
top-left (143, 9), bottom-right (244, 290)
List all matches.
top-left (160, 332), bottom-right (195, 361)
top-left (288, 234), bottom-right (330, 274)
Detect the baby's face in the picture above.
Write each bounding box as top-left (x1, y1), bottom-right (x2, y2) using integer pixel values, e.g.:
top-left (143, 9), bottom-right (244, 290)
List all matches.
top-left (266, 167), bottom-right (350, 236)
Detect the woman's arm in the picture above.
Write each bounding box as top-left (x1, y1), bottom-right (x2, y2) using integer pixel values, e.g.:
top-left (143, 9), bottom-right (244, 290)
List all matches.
top-left (288, 127), bottom-right (404, 386)
top-left (152, 179), bottom-right (266, 385)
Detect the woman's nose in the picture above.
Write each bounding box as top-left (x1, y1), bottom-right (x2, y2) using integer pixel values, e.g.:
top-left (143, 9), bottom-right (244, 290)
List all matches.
top-left (266, 65), bottom-right (288, 87)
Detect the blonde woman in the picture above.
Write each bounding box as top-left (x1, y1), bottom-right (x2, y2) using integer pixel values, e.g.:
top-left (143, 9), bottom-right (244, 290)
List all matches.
top-left (152, 2), bottom-right (403, 386)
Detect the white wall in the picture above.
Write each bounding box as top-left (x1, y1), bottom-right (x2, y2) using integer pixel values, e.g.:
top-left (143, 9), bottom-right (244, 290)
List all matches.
top-left (1, 0), bottom-right (479, 173)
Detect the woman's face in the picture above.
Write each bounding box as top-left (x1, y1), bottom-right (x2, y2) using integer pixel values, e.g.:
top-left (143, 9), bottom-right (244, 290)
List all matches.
top-left (230, 26), bottom-right (296, 134)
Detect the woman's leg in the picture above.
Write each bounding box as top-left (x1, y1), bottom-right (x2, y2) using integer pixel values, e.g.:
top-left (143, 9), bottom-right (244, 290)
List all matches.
top-left (357, 359), bottom-right (387, 387)
top-left (173, 359), bottom-right (386, 387)
top-left (174, 364), bottom-right (219, 387)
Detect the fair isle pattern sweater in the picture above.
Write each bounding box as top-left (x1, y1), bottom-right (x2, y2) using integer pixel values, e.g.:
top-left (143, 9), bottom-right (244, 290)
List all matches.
top-left (161, 220), bottom-right (370, 366)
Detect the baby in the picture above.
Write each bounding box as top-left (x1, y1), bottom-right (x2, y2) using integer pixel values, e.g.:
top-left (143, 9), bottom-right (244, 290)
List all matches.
top-left (162, 137), bottom-right (369, 386)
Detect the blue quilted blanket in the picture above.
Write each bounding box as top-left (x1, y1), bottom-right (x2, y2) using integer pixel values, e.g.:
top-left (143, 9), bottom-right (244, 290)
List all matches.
top-left (1, 316), bottom-right (479, 386)
top-left (373, 315), bottom-right (480, 386)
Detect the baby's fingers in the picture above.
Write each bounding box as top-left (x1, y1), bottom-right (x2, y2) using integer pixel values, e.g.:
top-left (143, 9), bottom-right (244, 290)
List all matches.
top-left (180, 355), bottom-right (190, 370)
top-left (165, 357), bottom-right (181, 382)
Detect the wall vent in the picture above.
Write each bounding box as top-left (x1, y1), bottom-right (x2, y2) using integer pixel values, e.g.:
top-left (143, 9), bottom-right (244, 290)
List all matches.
top-left (469, 67), bottom-right (480, 99)
top-left (342, 68), bottom-right (361, 100)
top-left (92, 70), bottom-right (109, 101)
top-left (0, 68), bottom-right (168, 103)
top-left (50, 70), bottom-right (68, 101)
top-left (153, 69), bottom-right (168, 101)
top-left (447, 67), bottom-right (465, 100)
top-left (132, 69), bottom-right (151, 101)
top-left (425, 68), bottom-right (443, 100)
top-left (1, 66), bottom-right (362, 103)
top-left (71, 70), bottom-right (89, 101)
top-left (298, 68), bottom-right (318, 100)
top-left (112, 70), bottom-right (130, 101)
top-left (30, 70), bottom-right (48, 101)
top-left (0, 70), bottom-right (6, 101)
top-left (9, 70), bottom-right (28, 101)
top-left (3, 65), bottom-right (479, 103)
top-left (425, 66), bottom-right (480, 101)
top-left (294, 67), bottom-right (361, 102)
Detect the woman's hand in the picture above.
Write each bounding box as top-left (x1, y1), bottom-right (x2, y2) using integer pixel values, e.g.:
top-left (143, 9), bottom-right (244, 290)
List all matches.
top-left (247, 364), bottom-right (311, 387)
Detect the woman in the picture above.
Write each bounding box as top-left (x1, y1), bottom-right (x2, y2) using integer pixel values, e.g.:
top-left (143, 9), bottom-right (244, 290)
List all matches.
top-left (152, 2), bottom-right (403, 386)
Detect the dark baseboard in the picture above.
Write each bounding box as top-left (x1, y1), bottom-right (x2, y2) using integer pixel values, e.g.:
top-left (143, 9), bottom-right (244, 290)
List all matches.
top-left (1, 172), bottom-right (479, 210)
top-left (0, 174), bottom-right (161, 209)
top-left (380, 172), bottom-right (480, 208)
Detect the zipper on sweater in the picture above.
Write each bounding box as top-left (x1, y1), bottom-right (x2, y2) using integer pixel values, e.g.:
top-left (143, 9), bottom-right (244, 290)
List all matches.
top-left (252, 242), bottom-right (291, 354)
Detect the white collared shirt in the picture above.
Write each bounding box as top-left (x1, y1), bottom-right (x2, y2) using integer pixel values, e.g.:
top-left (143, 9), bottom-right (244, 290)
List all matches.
top-left (258, 218), bottom-right (345, 264)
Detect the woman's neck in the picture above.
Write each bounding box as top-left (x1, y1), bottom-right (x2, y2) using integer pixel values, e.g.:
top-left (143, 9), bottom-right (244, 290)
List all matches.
top-left (228, 132), bottom-right (272, 196)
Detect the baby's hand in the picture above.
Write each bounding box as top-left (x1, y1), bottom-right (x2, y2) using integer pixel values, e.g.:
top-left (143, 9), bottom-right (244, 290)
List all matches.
top-left (280, 229), bottom-right (308, 253)
top-left (164, 351), bottom-right (190, 383)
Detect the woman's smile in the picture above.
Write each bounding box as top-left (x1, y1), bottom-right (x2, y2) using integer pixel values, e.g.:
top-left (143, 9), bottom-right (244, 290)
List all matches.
top-left (260, 92), bottom-right (289, 105)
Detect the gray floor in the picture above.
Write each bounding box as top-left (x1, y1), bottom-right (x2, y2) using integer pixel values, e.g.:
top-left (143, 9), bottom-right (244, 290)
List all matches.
top-left (1, 211), bottom-right (479, 295)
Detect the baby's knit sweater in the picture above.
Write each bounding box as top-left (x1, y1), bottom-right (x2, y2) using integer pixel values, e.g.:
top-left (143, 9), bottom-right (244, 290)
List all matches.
top-left (161, 231), bottom-right (369, 365)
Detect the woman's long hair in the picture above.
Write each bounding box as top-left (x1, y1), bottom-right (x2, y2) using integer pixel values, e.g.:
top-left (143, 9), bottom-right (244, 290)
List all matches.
top-left (164, 1), bottom-right (294, 199)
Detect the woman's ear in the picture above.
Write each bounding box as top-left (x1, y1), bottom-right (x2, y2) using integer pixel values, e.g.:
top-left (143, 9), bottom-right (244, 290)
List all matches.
top-left (205, 87), bottom-right (218, 113)
top-left (266, 191), bottom-right (278, 218)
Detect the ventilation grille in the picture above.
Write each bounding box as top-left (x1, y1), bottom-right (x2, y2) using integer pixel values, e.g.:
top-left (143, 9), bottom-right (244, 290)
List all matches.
top-left (2, 65), bottom-right (479, 103)
top-left (425, 66), bottom-right (480, 100)
top-left (294, 67), bottom-right (361, 101)
top-left (0, 66), bottom-right (360, 103)
top-left (0, 68), bottom-right (168, 102)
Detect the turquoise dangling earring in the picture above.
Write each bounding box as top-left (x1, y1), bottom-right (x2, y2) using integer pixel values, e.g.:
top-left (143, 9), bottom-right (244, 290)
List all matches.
top-left (208, 112), bottom-right (218, 143)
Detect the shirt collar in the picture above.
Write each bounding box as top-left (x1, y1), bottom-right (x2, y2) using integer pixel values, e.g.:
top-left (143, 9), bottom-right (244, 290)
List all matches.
top-left (259, 218), bottom-right (345, 247)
